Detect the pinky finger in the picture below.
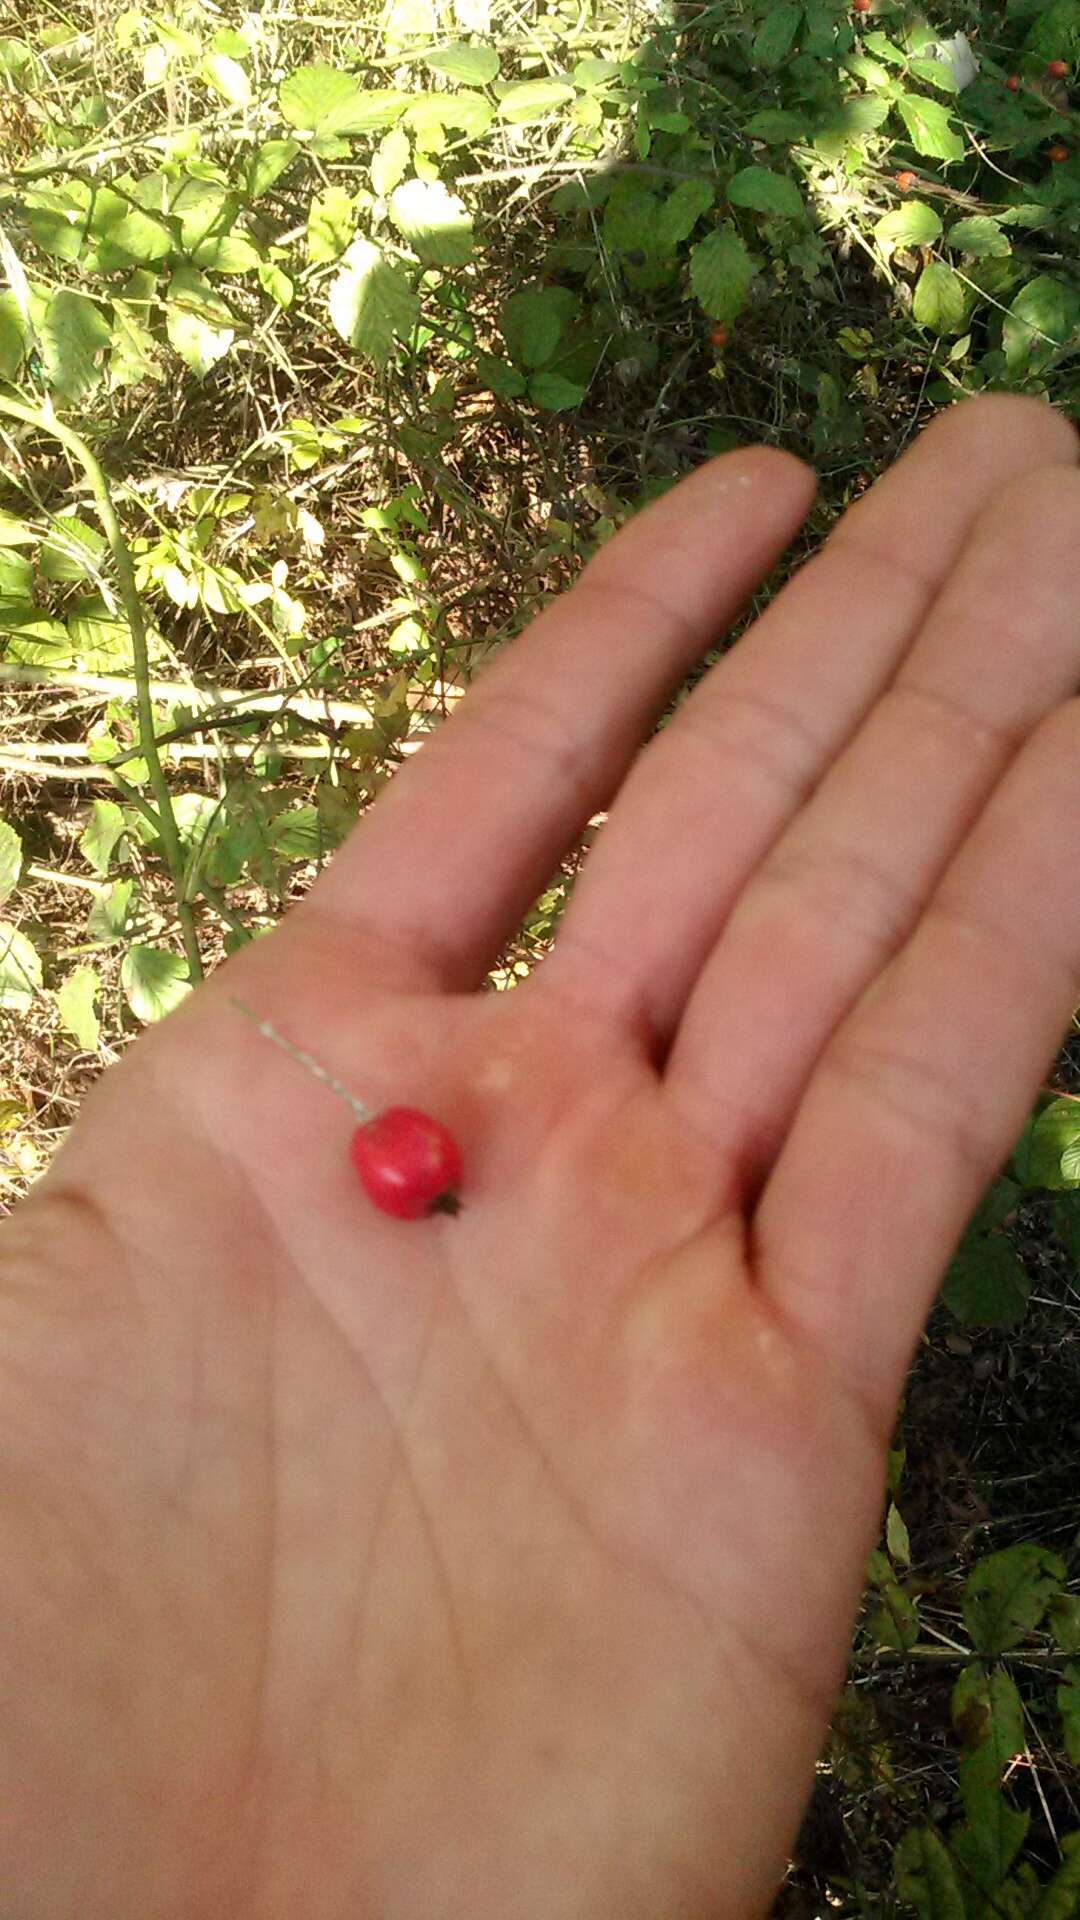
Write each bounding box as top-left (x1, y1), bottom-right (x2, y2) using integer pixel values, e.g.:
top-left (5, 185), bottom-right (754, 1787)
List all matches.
top-left (752, 696), bottom-right (1080, 1418)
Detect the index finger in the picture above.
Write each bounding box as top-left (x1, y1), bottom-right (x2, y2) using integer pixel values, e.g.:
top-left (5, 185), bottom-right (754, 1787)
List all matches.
top-left (305, 447), bottom-right (816, 990)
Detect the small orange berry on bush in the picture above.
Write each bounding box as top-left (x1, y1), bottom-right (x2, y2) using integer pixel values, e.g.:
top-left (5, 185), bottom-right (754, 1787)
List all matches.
top-left (1049, 143), bottom-right (1070, 162)
top-left (852, 0), bottom-right (871, 13)
top-left (1006, 73), bottom-right (1021, 90)
top-left (710, 325), bottom-right (729, 349)
top-left (1047, 60), bottom-right (1070, 77)
top-left (895, 171), bottom-right (917, 190)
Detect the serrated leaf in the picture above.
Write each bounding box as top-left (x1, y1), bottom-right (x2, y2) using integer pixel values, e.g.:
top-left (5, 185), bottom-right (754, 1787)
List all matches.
top-left (909, 55), bottom-right (960, 92)
top-left (499, 284), bottom-right (575, 368)
top-left (874, 200), bottom-right (943, 250)
top-left (121, 945), bottom-right (191, 1023)
top-left (258, 262), bottom-right (294, 308)
top-left (528, 370), bottom-right (586, 410)
top-left (0, 291), bottom-right (28, 379)
top-left (109, 285), bottom-right (162, 390)
top-left (743, 108), bottom-right (806, 143)
top-left (87, 878), bottom-right (133, 944)
top-left (497, 78), bottom-right (574, 122)
top-left (80, 798), bottom-right (126, 875)
top-left (475, 351), bottom-right (526, 398)
top-left (86, 187), bottom-right (173, 265)
top-left (753, 4), bottom-right (802, 68)
top-left (948, 215), bottom-right (1011, 257)
top-left (371, 126), bottom-right (411, 197)
top-left (327, 236), bottom-right (418, 362)
top-left (1049, 1594), bottom-right (1080, 1655)
top-left (203, 51), bottom-right (251, 106)
top-left (423, 41), bottom-right (499, 85)
top-left (279, 65), bottom-right (407, 136)
top-left (1031, 1830), bottom-right (1080, 1919)
top-left (1025, 1097), bottom-right (1080, 1189)
top-left (192, 233), bottom-right (260, 273)
top-left (57, 965), bottom-right (100, 1050)
top-left (40, 515), bottom-right (107, 583)
top-left (894, 1826), bottom-right (966, 1920)
top-left (728, 165), bottom-right (804, 220)
top-left (656, 178), bottom-right (714, 251)
top-left (689, 227), bottom-right (755, 323)
top-left (0, 820), bottom-right (22, 906)
top-left (0, 511), bottom-right (35, 548)
top-left (962, 1543), bottom-right (1065, 1656)
top-left (913, 260), bottom-right (968, 334)
top-left (307, 185), bottom-right (355, 263)
top-left (389, 177), bottom-right (473, 266)
top-left (895, 92), bottom-right (965, 162)
top-left (943, 1233), bottom-right (1031, 1328)
top-left (1003, 275), bottom-right (1078, 377)
top-left (40, 290), bottom-right (111, 401)
top-left (952, 1664), bottom-right (1024, 1768)
top-left (245, 139), bottom-right (299, 198)
top-left (0, 923), bottom-right (41, 1010)
top-left (165, 265), bottom-right (235, 375)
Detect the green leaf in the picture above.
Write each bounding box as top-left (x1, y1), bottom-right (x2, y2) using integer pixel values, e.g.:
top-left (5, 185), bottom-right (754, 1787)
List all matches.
top-left (743, 108), bottom-right (806, 143)
top-left (500, 285), bottom-right (575, 368)
top-left (389, 177), bottom-right (474, 266)
top-left (886, 1502), bottom-right (911, 1567)
top-left (1003, 275), bottom-right (1078, 377)
top-left (121, 945), bottom-right (191, 1023)
top-left (943, 1233), bottom-right (1031, 1327)
top-left (913, 260), bottom-right (968, 334)
top-left (962, 1543), bottom-right (1066, 1656)
top-left (202, 50), bottom-right (251, 106)
top-left (753, 5), bottom-right (802, 68)
top-left (57, 965), bottom-right (100, 1050)
top-left (948, 215), bottom-right (1011, 257)
top-left (1025, 1097), bottom-right (1080, 1189)
top-left (952, 1664), bottom-right (1024, 1769)
top-left (0, 510), bottom-right (35, 547)
top-left (244, 139), bottom-right (299, 198)
top-left (496, 78), bottom-right (574, 122)
top-left (0, 923), bottom-right (41, 1010)
top-left (895, 92), bottom-right (965, 162)
top-left (874, 201), bottom-right (943, 249)
top-left (0, 291), bottom-right (28, 378)
top-left (86, 188), bottom-right (173, 265)
top-left (1031, 1831), bottom-right (1080, 1920)
top-left (894, 1825), bottom-right (966, 1919)
top-left (327, 237), bottom-right (419, 362)
top-left (307, 185), bottom-right (355, 263)
top-left (165, 265), bottom-right (235, 375)
top-left (1048, 1593), bottom-right (1080, 1655)
top-left (865, 1580), bottom-right (920, 1651)
top-left (0, 820), bottom-right (22, 906)
top-left (109, 280), bottom-right (163, 390)
top-left (689, 227), bottom-right (755, 323)
top-left (257, 262), bottom-right (294, 308)
top-left (87, 878), bottom-right (133, 944)
top-left (371, 127), bottom-right (411, 197)
top-left (40, 290), bottom-right (111, 401)
top-left (475, 351), bottom-right (527, 398)
top-left (40, 515), bottom-right (107, 583)
top-left (656, 178), bottom-right (715, 251)
top-left (192, 233), bottom-right (261, 273)
top-left (79, 798), bottom-right (126, 875)
top-left (952, 1788), bottom-right (1029, 1897)
top-left (528, 370), bottom-right (586, 410)
top-left (269, 805), bottom-right (321, 858)
top-left (279, 66), bottom-right (408, 136)
top-left (728, 165), bottom-right (805, 220)
top-left (909, 55), bottom-right (960, 92)
top-left (423, 42), bottom-right (499, 85)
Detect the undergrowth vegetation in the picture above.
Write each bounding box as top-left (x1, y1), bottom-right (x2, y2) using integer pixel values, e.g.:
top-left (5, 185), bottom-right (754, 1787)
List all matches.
top-left (3, 0), bottom-right (1080, 1908)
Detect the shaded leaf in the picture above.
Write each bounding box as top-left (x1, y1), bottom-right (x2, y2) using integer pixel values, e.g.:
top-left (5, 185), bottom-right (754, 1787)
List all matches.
top-left (914, 260), bottom-right (969, 334)
top-left (753, 5), bottom-right (802, 69)
top-left (689, 227), bottom-right (755, 322)
top-left (962, 1543), bottom-right (1066, 1656)
top-left (894, 1824), bottom-right (966, 1919)
top-left (874, 201), bottom-right (943, 249)
top-left (943, 1233), bottom-right (1031, 1328)
top-left (657, 178), bottom-right (715, 250)
top-left (949, 215), bottom-right (1011, 257)
top-left (728, 166), bottom-right (805, 220)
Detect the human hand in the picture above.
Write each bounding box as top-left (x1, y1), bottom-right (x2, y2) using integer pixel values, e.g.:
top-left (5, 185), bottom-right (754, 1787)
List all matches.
top-left (4, 394), bottom-right (1079, 1919)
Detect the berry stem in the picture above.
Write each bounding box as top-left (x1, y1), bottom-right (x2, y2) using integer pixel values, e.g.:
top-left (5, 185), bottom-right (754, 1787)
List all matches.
top-left (230, 996), bottom-right (373, 1123)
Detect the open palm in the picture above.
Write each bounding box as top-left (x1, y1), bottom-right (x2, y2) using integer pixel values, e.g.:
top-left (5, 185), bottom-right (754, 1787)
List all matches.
top-left (5, 394), bottom-right (1080, 1919)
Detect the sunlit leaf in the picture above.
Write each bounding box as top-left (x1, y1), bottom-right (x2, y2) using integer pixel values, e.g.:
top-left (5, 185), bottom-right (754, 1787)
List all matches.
top-left (40, 289), bottom-right (111, 401)
top-left (389, 177), bottom-right (473, 266)
top-left (165, 265), bottom-right (235, 375)
top-left (121, 945), bottom-right (191, 1023)
top-left (0, 923), bottom-right (41, 1010)
top-left (57, 965), bottom-right (100, 1049)
top-left (307, 185), bottom-right (355, 263)
top-left (424, 41), bottom-right (499, 85)
top-left (0, 821), bottom-right (22, 906)
top-left (202, 51), bottom-right (251, 106)
top-left (327, 237), bottom-right (418, 361)
top-left (497, 78), bottom-right (574, 122)
top-left (79, 798), bottom-right (126, 876)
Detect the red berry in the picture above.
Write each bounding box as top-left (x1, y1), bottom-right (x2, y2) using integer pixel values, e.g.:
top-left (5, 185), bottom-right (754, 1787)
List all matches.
top-left (350, 1108), bottom-right (463, 1220)
top-left (710, 324), bottom-right (729, 348)
top-left (1047, 60), bottom-right (1069, 77)
top-left (1049, 142), bottom-right (1070, 162)
top-left (895, 170), bottom-right (917, 190)
top-left (852, 0), bottom-right (871, 12)
top-left (1006, 73), bottom-right (1020, 90)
